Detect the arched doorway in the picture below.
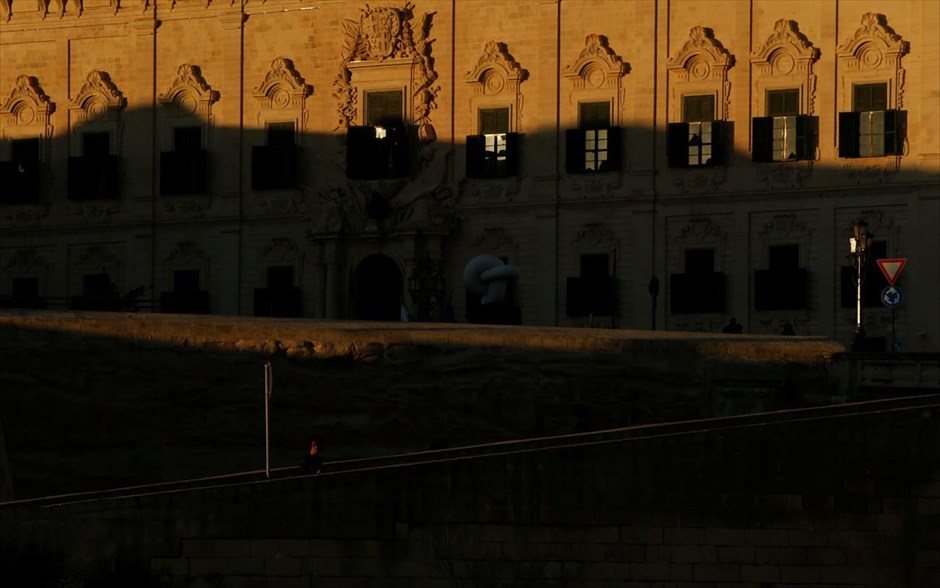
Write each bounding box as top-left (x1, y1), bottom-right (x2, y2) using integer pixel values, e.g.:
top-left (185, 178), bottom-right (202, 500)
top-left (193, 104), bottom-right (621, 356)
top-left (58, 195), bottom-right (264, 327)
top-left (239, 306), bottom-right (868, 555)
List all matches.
top-left (353, 254), bottom-right (403, 321)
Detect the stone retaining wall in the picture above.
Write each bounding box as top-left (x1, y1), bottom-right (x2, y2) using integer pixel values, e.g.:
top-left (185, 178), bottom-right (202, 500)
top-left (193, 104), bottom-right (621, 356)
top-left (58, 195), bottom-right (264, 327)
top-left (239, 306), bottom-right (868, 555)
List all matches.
top-left (2, 398), bottom-right (937, 587)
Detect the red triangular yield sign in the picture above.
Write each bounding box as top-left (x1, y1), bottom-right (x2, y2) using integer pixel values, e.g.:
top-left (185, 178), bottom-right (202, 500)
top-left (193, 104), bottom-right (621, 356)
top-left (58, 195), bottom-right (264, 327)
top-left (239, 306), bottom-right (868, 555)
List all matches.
top-left (877, 258), bottom-right (907, 286)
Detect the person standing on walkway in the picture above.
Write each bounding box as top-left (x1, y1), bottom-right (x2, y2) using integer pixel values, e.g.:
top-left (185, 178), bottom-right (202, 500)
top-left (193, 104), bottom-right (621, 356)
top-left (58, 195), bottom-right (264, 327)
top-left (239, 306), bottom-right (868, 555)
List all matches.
top-left (300, 435), bottom-right (323, 475)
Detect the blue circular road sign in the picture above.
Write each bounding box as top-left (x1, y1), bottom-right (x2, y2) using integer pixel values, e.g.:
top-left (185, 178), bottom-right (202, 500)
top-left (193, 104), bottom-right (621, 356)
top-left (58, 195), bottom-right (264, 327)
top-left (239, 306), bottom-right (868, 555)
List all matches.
top-left (881, 286), bottom-right (903, 308)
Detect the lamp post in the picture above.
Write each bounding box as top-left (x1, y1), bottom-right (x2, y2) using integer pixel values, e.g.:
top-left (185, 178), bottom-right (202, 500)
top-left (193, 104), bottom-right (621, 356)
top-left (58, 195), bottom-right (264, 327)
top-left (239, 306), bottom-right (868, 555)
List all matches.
top-left (408, 254), bottom-right (446, 321)
top-left (849, 219), bottom-right (873, 352)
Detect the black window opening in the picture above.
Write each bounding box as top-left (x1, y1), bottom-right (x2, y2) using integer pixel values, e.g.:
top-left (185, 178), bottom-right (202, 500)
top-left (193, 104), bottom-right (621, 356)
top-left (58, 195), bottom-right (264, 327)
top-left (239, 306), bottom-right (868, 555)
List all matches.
top-left (754, 244), bottom-right (808, 311)
top-left (254, 266), bottom-right (302, 318)
top-left (839, 83), bottom-right (903, 158)
top-left (160, 126), bottom-right (208, 195)
top-left (466, 107), bottom-right (521, 179)
top-left (841, 240), bottom-right (890, 309)
top-left (70, 271), bottom-right (119, 311)
top-left (668, 95), bottom-right (726, 168)
top-left (0, 137), bottom-right (42, 204)
top-left (160, 269), bottom-right (209, 314)
top-left (752, 89), bottom-right (816, 163)
top-left (347, 90), bottom-right (412, 180)
top-left (566, 253), bottom-right (615, 317)
top-left (0, 276), bottom-right (43, 309)
top-left (566, 102), bottom-right (621, 174)
top-left (670, 248), bottom-right (725, 314)
top-left (252, 122), bottom-right (298, 190)
top-left (68, 131), bottom-right (119, 201)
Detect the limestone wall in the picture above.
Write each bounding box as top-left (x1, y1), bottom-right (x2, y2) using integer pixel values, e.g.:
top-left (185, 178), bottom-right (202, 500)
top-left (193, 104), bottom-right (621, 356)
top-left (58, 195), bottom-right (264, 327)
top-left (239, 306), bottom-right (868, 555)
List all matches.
top-left (1, 394), bottom-right (937, 587)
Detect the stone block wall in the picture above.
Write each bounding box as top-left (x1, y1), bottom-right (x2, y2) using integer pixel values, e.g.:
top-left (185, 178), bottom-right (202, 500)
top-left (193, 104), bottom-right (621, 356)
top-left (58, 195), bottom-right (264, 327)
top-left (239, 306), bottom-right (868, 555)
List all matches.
top-left (3, 391), bottom-right (937, 586)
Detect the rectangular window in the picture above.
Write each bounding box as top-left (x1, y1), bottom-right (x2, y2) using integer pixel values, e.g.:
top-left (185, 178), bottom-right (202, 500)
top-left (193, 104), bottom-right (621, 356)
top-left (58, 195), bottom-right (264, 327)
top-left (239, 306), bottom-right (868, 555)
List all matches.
top-left (174, 270), bottom-right (200, 293)
top-left (11, 137), bottom-right (40, 162)
top-left (6, 276), bottom-right (42, 309)
top-left (566, 253), bottom-right (614, 318)
top-left (678, 95), bottom-right (718, 167)
top-left (366, 90), bottom-right (404, 128)
top-left (670, 247), bottom-right (724, 314)
top-left (755, 244), bottom-right (807, 311)
top-left (768, 244), bottom-right (800, 271)
top-left (854, 84), bottom-right (888, 112)
top-left (685, 248), bottom-right (715, 274)
top-left (580, 253), bottom-right (610, 279)
top-left (252, 122), bottom-right (298, 190)
top-left (479, 108), bottom-right (509, 134)
top-left (255, 266), bottom-right (301, 318)
top-left (1, 138), bottom-right (42, 204)
top-left (581, 102), bottom-right (611, 172)
top-left (753, 90), bottom-right (814, 163)
top-left (768, 89), bottom-right (799, 117)
top-left (12, 276), bottom-right (39, 300)
top-left (82, 132), bottom-right (110, 157)
top-left (71, 271), bottom-right (118, 311)
top-left (683, 95), bottom-right (715, 123)
top-left (161, 126), bottom-right (207, 195)
top-left (267, 266), bottom-right (294, 291)
top-left (174, 126), bottom-right (202, 152)
top-left (69, 132), bottom-right (119, 201)
top-left (267, 122), bottom-right (295, 147)
top-left (161, 269), bottom-right (208, 314)
top-left (480, 108), bottom-right (510, 175)
top-left (346, 91), bottom-right (409, 180)
top-left (466, 108), bottom-right (520, 179)
top-left (840, 83), bottom-right (901, 158)
top-left (567, 102), bottom-right (619, 174)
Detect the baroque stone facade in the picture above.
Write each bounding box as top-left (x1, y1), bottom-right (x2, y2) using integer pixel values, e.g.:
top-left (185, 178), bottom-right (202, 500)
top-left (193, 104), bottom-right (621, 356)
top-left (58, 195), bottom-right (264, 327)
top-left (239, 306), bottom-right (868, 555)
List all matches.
top-left (0, 1), bottom-right (938, 350)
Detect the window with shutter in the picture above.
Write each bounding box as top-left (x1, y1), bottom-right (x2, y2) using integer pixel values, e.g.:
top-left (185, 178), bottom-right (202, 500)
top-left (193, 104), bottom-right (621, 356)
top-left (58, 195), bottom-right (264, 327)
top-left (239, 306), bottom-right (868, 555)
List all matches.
top-left (674, 95), bottom-right (724, 167)
top-left (840, 83), bottom-right (903, 158)
top-left (467, 107), bottom-right (520, 178)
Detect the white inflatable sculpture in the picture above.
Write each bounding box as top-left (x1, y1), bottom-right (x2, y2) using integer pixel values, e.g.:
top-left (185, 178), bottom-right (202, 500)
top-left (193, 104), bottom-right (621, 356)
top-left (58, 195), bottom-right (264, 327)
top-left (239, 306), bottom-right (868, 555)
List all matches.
top-left (463, 254), bottom-right (520, 304)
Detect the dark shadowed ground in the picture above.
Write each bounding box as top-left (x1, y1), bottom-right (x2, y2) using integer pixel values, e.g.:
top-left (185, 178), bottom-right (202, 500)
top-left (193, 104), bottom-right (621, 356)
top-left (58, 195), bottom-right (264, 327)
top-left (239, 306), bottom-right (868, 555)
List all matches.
top-left (0, 311), bottom-right (842, 499)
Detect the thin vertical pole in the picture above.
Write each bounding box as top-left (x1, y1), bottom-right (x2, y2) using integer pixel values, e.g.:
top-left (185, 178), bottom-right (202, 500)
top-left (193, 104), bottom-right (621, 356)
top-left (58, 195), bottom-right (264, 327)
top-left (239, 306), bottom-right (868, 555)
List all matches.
top-left (264, 361), bottom-right (272, 479)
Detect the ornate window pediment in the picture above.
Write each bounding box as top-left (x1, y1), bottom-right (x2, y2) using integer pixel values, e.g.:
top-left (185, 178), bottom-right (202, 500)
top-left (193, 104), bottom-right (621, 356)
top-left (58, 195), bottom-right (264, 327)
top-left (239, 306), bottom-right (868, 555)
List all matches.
top-left (564, 34), bottom-right (627, 91)
top-left (751, 20), bottom-right (819, 115)
top-left (68, 70), bottom-right (126, 164)
top-left (158, 64), bottom-right (219, 117)
top-left (0, 75), bottom-right (55, 144)
top-left (667, 26), bottom-right (734, 121)
top-left (69, 70), bottom-right (126, 123)
top-left (253, 57), bottom-right (312, 118)
top-left (836, 12), bottom-right (908, 111)
top-left (465, 41), bottom-right (527, 131)
top-left (334, 2), bottom-right (438, 139)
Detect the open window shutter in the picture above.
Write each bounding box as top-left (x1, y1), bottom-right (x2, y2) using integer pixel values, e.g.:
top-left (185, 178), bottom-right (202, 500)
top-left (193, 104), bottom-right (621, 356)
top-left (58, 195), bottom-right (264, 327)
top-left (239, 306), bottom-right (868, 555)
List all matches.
top-left (667, 122), bottom-right (689, 168)
top-left (838, 112), bottom-right (860, 158)
top-left (390, 126), bottom-right (412, 178)
top-left (251, 146), bottom-right (270, 190)
top-left (751, 117), bottom-right (773, 163)
top-left (191, 150), bottom-right (208, 194)
top-left (565, 129), bottom-right (584, 174)
top-left (605, 126), bottom-right (622, 172)
top-left (708, 121), bottom-right (726, 166)
top-left (346, 126), bottom-right (374, 179)
top-left (795, 115), bottom-right (815, 161)
top-left (884, 109), bottom-right (900, 156)
top-left (505, 132), bottom-right (522, 177)
top-left (466, 134), bottom-right (485, 178)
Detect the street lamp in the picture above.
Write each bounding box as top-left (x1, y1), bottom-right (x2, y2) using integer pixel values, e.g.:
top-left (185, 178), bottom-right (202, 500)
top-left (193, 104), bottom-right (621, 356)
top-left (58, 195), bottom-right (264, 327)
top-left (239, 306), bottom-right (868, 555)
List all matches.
top-left (849, 219), bottom-right (874, 352)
